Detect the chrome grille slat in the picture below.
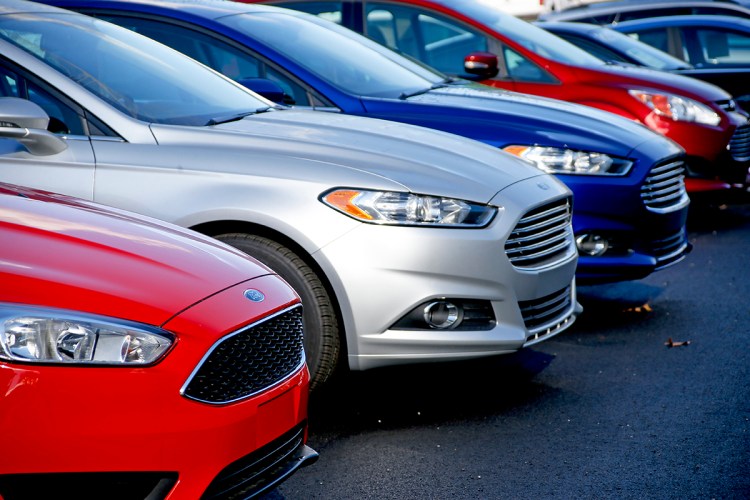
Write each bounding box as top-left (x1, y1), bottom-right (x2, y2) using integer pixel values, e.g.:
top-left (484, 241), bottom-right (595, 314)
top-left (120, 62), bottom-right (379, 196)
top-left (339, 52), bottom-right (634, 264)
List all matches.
top-left (641, 159), bottom-right (688, 213)
top-left (729, 123), bottom-right (750, 161)
top-left (506, 239), bottom-right (571, 264)
top-left (519, 285), bottom-right (577, 345)
top-left (651, 228), bottom-right (690, 270)
top-left (504, 197), bottom-right (574, 270)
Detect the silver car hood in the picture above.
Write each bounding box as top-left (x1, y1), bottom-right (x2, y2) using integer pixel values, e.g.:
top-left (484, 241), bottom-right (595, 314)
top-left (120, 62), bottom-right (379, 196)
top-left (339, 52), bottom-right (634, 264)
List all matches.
top-left (149, 109), bottom-right (555, 203)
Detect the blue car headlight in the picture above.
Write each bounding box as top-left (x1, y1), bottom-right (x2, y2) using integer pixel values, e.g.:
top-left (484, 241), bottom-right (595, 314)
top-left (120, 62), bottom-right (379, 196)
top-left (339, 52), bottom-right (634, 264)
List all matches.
top-left (504, 146), bottom-right (633, 175)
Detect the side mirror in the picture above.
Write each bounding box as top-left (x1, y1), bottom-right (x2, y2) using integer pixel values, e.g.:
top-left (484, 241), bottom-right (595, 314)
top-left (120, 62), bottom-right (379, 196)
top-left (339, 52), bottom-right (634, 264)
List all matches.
top-left (238, 78), bottom-right (294, 105)
top-left (0, 97), bottom-right (67, 156)
top-left (464, 51), bottom-right (500, 79)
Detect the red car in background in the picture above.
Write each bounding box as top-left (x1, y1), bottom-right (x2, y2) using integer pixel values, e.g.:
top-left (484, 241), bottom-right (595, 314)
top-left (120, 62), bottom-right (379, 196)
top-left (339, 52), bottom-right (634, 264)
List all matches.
top-left (0, 183), bottom-right (317, 499)
top-left (256, 0), bottom-right (750, 194)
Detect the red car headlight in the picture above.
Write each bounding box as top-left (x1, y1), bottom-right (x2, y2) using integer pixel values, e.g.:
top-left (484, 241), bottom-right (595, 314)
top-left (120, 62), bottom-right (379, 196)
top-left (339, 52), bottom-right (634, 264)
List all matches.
top-left (0, 304), bottom-right (173, 365)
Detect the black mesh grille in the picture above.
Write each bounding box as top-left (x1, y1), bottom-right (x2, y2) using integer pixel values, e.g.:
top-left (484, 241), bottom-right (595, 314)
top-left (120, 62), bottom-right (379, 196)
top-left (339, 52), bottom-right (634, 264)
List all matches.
top-left (182, 306), bottom-right (304, 404)
top-left (201, 424), bottom-right (317, 500)
top-left (504, 197), bottom-right (574, 269)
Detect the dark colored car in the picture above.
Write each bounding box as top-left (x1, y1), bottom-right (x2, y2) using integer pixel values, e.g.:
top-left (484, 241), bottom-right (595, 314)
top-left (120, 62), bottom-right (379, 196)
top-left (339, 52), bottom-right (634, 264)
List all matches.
top-left (251, 0), bottom-right (750, 195)
top-left (612, 15), bottom-right (750, 111)
top-left (43, 0), bottom-right (693, 285)
top-left (537, 0), bottom-right (750, 23)
top-left (541, 20), bottom-right (750, 111)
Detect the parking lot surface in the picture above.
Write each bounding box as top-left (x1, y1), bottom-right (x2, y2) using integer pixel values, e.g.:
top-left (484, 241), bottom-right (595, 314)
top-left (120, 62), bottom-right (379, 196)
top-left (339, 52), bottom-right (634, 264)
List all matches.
top-left (267, 201), bottom-right (750, 499)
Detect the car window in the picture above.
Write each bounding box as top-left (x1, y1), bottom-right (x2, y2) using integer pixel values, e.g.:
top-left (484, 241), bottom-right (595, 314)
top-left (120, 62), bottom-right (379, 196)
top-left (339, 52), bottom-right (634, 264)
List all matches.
top-left (626, 27), bottom-right (670, 54)
top-left (0, 62), bottom-right (86, 135)
top-left (0, 12), bottom-right (269, 126)
top-left (366, 3), bottom-right (490, 76)
top-left (220, 11), bottom-right (440, 98)
top-left (503, 46), bottom-right (557, 83)
top-left (93, 14), bottom-right (313, 106)
top-left (275, 1), bottom-right (344, 24)
top-left (556, 32), bottom-right (625, 63)
top-left (691, 27), bottom-right (750, 67)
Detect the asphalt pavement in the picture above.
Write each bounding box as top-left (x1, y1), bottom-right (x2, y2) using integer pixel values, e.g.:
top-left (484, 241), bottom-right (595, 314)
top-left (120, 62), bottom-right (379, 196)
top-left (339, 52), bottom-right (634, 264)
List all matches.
top-left (267, 200), bottom-right (750, 500)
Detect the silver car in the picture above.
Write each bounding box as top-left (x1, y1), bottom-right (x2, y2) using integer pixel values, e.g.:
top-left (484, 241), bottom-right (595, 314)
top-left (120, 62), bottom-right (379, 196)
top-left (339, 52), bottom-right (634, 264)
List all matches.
top-left (0, 0), bottom-right (579, 389)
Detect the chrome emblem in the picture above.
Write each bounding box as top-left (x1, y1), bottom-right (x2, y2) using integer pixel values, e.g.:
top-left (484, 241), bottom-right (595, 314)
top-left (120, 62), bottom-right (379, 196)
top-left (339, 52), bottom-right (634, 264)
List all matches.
top-left (537, 182), bottom-right (550, 190)
top-left (244, 289), bottom-right (265, 302)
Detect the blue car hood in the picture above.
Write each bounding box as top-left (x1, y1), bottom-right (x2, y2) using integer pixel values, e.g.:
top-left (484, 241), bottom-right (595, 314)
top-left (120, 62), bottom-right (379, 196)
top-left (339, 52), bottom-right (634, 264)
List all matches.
top-left (361, 83), bottom-right (681, 158)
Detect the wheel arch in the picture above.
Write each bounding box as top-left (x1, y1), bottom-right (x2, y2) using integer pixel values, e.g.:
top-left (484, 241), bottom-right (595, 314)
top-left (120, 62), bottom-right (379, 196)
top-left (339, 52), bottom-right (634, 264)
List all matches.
top-left (190, 218), bottom-right (350, 359)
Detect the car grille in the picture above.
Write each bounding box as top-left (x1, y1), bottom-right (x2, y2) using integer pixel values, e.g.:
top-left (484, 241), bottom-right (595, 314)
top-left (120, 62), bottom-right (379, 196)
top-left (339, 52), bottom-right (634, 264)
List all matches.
top-left (201, 424), bottom-right (318, 500)
top-left (520, 285), bottom-right (576, 346)
top-left (504, 197), bottom-right (574, 270)
top-left (651, 228), bottom-right (690, 270)
top-left (729, 122), bottom-right (750, 162)
top-left (181, 305), bottom-right (305, 404)
top-left (640, 159), bottom-right (688, 213)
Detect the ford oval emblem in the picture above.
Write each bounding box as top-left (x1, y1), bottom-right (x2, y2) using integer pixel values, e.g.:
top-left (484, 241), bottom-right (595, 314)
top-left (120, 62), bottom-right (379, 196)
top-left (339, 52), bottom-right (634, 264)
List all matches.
top-left (244, 289), bottom-right (265, 302)
top-left (537, 182), bottom-right (550, 191)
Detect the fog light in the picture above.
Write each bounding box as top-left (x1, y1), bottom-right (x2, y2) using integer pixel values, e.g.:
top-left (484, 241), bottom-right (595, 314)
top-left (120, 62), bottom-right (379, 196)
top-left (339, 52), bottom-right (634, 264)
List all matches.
top-left (391, 299), bottom-right (495, 331)
top-left (576, 234), bottom-right (609, 256)
top-left (423, 301), bottom-right (460, 329)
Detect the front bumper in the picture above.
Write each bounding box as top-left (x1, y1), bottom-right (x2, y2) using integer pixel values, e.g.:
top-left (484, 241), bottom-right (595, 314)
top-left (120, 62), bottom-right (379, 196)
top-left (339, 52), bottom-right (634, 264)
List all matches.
top-left (313, 176), bottom-right (580, 371)
top-left (0, 278), bottom-right (314, 500)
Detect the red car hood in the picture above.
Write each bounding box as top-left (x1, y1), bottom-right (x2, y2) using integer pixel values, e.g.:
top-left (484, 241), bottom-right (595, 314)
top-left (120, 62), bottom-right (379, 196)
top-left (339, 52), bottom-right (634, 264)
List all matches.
top-left (0, 183), bottom-right (273, 326)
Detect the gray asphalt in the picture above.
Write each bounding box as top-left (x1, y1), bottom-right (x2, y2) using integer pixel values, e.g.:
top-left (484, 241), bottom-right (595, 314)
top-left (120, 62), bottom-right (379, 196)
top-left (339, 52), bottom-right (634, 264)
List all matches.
top-left (268, 200), bottom-right (750, 500)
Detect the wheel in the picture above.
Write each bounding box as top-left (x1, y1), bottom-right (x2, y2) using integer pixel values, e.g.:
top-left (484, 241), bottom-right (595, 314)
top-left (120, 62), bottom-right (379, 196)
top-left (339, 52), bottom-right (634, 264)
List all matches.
top-left (215, 233), bottom-right (341, 390)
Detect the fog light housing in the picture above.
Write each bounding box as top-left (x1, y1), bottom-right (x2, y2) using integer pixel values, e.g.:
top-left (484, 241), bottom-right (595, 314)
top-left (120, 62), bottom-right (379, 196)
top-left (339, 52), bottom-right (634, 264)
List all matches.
top-left (392, 299), bottom-right (495, 331)
top-left (423, 301), bottom-right (460, 329)
top-left (576, 234), bottom-right (609, 256)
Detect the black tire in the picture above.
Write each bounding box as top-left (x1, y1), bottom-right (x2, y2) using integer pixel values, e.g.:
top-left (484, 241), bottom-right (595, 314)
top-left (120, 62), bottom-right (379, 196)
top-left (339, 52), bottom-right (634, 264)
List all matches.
top-left (215, 233), bottom-right (341, 390)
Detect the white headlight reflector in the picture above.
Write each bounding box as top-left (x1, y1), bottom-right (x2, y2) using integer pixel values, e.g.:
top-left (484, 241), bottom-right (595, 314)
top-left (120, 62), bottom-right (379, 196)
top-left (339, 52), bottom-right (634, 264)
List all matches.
top-left (0, 304), bottom-right (173, 365)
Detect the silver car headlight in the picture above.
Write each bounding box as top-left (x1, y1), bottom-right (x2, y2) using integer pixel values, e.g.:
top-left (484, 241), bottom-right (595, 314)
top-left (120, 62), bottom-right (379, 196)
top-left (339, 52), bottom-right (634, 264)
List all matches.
top-left (0, 304), bottom-right (173, 365)
top-left (321, 189), bottom-right (497, 227)
top-left (628, 89), bottom-right (721, 126)
top-left (503, 146), bottom-right (633, 175)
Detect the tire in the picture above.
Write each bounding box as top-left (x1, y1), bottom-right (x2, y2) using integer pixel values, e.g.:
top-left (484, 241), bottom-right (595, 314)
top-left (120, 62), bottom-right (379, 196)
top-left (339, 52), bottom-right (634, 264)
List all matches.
top-left (215, 233), bottom-right (341, 390)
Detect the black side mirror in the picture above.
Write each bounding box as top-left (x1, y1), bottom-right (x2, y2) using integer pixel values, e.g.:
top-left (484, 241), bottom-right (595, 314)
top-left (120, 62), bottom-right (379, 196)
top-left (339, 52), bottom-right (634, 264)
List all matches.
top-left (0, 97), bottom-right (67, 156)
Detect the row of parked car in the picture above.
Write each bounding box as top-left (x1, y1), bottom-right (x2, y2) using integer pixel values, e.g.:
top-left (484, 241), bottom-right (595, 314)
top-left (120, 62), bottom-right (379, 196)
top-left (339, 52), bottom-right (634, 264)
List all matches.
top-left (0, 0), bottom-right (747, 498)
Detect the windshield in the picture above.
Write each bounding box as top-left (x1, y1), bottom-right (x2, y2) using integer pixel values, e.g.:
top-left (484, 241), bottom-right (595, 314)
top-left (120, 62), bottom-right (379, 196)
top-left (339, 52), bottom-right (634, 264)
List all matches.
top-left (0, 12), bottom-right (270, 125)
top-left (221, 11), bottom-right (443, 98)
top-left (445, 0), bottom-right (606, 66)
top-left (589, 26), bottom-right (691, 70)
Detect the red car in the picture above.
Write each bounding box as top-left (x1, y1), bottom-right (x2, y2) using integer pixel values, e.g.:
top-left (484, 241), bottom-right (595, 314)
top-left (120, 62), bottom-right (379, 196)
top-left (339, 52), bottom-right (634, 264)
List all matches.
top-left (0, 183), bottom-right (317, 499)
top-left (255, 0), bottom-right (750, 193)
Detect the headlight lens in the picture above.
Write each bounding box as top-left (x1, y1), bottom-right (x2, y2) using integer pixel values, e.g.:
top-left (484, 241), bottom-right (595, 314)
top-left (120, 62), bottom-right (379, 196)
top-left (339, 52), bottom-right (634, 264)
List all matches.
top-left (321, 189), bottom-right (497, 227)
top-left (628, 90), bottom-right (721, 126)
top-left (503, 146), bottom-right (633, 175)
top-left (0, 304), bottom-right (173, 365)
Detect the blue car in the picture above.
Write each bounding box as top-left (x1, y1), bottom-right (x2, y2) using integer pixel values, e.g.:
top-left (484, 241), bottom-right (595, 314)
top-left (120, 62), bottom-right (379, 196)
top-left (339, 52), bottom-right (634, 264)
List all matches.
top-left (45, 0), bottom-right (691, 283)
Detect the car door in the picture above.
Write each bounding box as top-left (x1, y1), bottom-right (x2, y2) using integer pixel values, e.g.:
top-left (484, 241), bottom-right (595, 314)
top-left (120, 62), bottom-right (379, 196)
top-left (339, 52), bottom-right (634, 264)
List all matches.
top-left (0, 60), bottom-right (96, 200)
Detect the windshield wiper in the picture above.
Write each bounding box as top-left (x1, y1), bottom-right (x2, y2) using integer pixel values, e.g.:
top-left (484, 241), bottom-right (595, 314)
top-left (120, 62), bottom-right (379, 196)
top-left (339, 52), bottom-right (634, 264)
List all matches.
top-left (205, 106), bottom-right (273, 126)
top-left (399, 82), bottom-right (450, 100)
